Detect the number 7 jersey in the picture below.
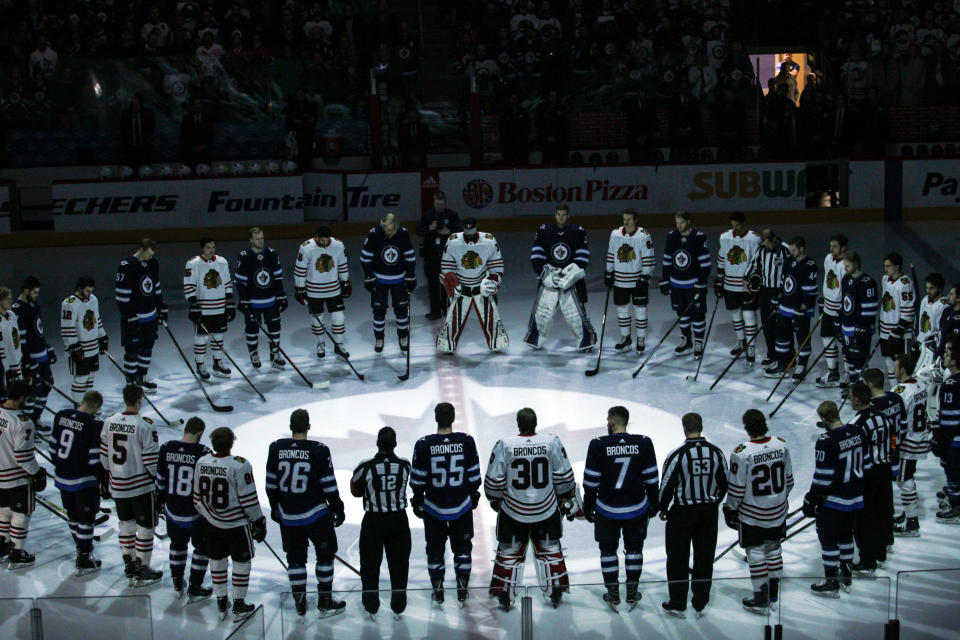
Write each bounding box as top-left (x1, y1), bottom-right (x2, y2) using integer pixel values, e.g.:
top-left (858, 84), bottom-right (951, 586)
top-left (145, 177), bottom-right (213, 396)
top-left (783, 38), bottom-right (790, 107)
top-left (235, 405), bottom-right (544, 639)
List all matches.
top-left (726, 436), bottom-right (794, 528)
top-left (484, 432), bottom-right (576, 523)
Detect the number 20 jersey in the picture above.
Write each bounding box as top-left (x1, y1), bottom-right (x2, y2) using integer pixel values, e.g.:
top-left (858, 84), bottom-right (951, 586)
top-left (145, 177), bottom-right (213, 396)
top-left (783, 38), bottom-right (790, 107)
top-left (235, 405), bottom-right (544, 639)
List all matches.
top-left (726, 436), bottom-right (794, 528)
top-left (156, 440), bottom-right (211, 525)
top-left (484, 433), bottom-right (575, 523)
top-left (193, 453), bottom-right (263, 529)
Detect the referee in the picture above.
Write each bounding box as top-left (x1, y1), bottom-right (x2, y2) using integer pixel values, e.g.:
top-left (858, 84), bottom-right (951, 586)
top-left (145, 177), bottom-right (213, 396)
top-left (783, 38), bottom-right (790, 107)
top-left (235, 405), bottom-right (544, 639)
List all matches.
top-left (658, 413), bottom-right (728, 617)
top-left (754, 229), bottom-right (790, 366)
top-left (351, 427), bottom-right (412, 617)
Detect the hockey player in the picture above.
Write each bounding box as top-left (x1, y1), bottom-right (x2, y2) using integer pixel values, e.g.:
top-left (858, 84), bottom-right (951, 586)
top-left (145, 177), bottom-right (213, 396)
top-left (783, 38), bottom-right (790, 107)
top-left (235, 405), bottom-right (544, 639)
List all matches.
top-left (914, 274), bottom-right (947, 422)
top-left (816, 234), bottom-right (849, 387)
top-left (936, 284), bottom-right (960, 359)
top-left (437, 218), bottom-right (508, 353)
top-left (359, 213), bottom-right (416, 353)
top-left (484, 407), bottom-right (579, 609)
top-left (715, 212), bottom-right (762, 364)
top-left (156, 417), bottom-right (213, 601)
top-left (582, 406), bottom-right (658, 610)
top-left (61, 276), bottom-right (107, 403)
top-left (803, 400), bottom-right (871, 597)
top-left (0, 288), bottom-right (23, 402)
top-left (100, 384), bottom-right (162, 586)
top-left (765, 236), bottom-right (819, 380)
top-left (0, 380), bottom-right (46, 568)
top-left (525, 204), bottom-right (596, 351)
top-left (265, 409), bottom-right (346, 618)
top-left (184, 237), bottom-right (235, 380)
top-left (50, 390), bottom-right (105, 575)
top-left (410, 403), bottom-right (482, 605)
top-left (194, 427), bottom-right (267, 621)
top-left (235, 227), bottom-right (287, 369)
top-left (659, 211), bottom-right (711, 357)
top-left (839, 251), bottom-right (879, 384)
top-left (879, 253), bottom-right (916, 382)
top-left (724, 409), bottom-right (793, 615)
top-left (14, 277), bottom-right (56, 424)
top-left (604, 209), bottom-right (655, 354)
top-left (294, 225), bottom-right (351, 360)
top-left (932, 335), bottom-right (960, 523)
top-left (115, 239), bottom-right (167, 391)
top-left (891, 354), bottom-right (930, 536)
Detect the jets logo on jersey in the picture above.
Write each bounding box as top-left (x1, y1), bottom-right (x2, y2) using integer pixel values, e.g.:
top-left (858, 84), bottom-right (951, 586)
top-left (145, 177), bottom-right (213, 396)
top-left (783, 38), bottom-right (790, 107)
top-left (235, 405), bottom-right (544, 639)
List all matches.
top-left (461, 250), bottom-right (483, 270)
top-left (616, 244), bottom-right (636, 263)
top-left (674, 249), bottom-right (691, 269)
top-left (882, 291), bottom-right (895, 312)
top-left (83, 309), bottom-right (96, 331)
top-left (315, 254), bottom-right (335, 273)
top-left (827, 270), bottom-right (840, 289)
top-left (256, 254), bottom-right (263, 262)
top-left (203, 268), bottom-right (222, 289)
top-left (920, 312), bottom-right (931, 332)
top-left (255, 268), bottom-right (271, 287)
top-left (551, 243), bottom-right (570, 262)
top-left (381, 246), bottom-right (400, 265)
top-left (726, 245), bottom-right (747, 265)
top-left (140, 275), bottom-right (154, 296)
top-left (34, 317), bottom-right (43, 336)
top-left (843, 294), bottom-right (854, 314)
top-left (783, 275), bottom-right (796, 294)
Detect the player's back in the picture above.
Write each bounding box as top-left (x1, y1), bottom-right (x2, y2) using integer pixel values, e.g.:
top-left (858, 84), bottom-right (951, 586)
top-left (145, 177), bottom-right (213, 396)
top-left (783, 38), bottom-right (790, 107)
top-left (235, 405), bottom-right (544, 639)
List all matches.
top-left (50, 408), bottom-right (102, 491)
top-left (487, 432), bottom-right (574, 523)
top-left (266, 437), bottom-right (336, 525)
top-left (0, 407), bottom-right (37, 488)
top-left (730, 436), bottom-right (793, 527)
top-left (101, 411), bottom-right (157, 498)
top-left (815, 424), bottom-right (869, 511)
top-left (157, 440), bottom-right (209, 524)
top-left (194, 453), bottom-right (257, 528)
top-left (412, 431), bottom-right (480, 520)
top-left (895, 380), bottom-right (931, 458)
top-left (584, 432), bottom-right (658, 519)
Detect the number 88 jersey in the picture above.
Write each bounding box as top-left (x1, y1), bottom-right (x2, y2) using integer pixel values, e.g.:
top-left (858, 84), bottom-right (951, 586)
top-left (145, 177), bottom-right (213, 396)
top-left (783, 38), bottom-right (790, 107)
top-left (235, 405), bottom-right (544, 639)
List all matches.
top-left (193, 453), bottom-right (263, 529)
top-left (156, 440), bottom-right (211, 525)
top-left (726, 436), bottom-right (794, 528)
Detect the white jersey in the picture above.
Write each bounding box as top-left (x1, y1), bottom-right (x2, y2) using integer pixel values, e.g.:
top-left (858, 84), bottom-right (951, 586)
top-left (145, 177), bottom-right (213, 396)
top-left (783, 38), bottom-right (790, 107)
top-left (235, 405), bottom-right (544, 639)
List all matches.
top-left (879, 274), bottom-right (915, 339)
top-left (294, 237), bottom-right (349, 299)
top-left (725, 436), bottom-right (794, 528)
top-left (183, 255), bottom-right (233, 316)
top-left (0, 310), bottom-right (22, 377)
top-left (484, 432), bottom-right (576, 523)
top-left (894, 378), bottom-right (930, 459)
top-left (193, 453), bottom-right (263, 529)
top-left (60, 293), bottom-right (106, 359)
top-left (717, 229), bottom-right (761, 292)
top-left (0, 407), bottom-right (40, 489)
top-left (918, 295), bottom-right (948, 345)
top-left (822, 254), bottom-right (846, 316)
top-left (605, 226), bottom-right (655, 287)
top-left (100, 411), bottom-right (159, 498)
top-left (441, 232), bottom-right (505, 288)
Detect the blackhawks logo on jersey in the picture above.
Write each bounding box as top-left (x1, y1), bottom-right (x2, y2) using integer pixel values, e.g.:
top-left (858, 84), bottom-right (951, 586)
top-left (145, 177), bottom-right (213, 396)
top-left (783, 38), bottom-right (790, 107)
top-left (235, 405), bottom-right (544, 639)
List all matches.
top-left (202, 268), bottom-right (222, 290)
top-left (315, 254), bottom-right (335, 273)
top-left (11, 329), bottom-right (19, 350)
top-left (83, 309), bottom-right (96, 331)
top-left (726, 245), bottom-right (747, 265)
top-left (616, 243), bottom-right (637, 263)
top-left (881, 291), bottom-right (895, 312)
top-left (920, 311), bottom-right (931, 332)
top-left (461, 250), bottom-right (483, 270)
top-left (826, 270), bottom-right (840, 290)
top-left (894, 385), bottom-right (906, 394)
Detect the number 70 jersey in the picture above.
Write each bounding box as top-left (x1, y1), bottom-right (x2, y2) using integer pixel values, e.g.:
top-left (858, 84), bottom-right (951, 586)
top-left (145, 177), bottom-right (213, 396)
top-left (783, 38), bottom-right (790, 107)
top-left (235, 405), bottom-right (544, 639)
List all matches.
top-left (726, 436), bottom-right (794, 528)
top-left (484, 432), bottom-right (576, 523)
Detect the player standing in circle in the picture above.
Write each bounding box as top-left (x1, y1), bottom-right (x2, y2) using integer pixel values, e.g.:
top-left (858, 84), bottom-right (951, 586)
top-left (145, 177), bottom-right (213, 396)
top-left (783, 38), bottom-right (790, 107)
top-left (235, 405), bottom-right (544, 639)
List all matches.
top-left (184, 237), bottom-right (235, 380)
top-left (765, 237), bottom-right (819, 380)
top-left (605, 209), bottom-right (655, 354)
top-left (0, 287), bottom-right (24, 402)
top-left (582, 406), bottom-right (658, 610)
top-left (839, 251), bottom-right (879, 385)
top-left (484, 408), bottom-right (579, 610)
top-left (936, 284), bottom-right (960, 360)
top-left (724, 409), bottom-right (793, 615)
top-left (294, 225), bottom-right (351, 360)
top-left (100, 384), bottom-right (162, 586)
top-left (13, 277), bottom-right (56, 424)
top-left (235, 227), bottom-right (287, 369)
top-left (194, 427), bottom-right (267, 622)
top-left (525, 204), bottom-right (596, 351)
top-left (115, 239), bottom-right (167, 392)
top-left (715, 212), bottom-right (761, 364)
top-left (61, 276), bottom-right (107, 404)
top-left (891, 354), bottom-right (930, 537)
top-left (50, 390), bottom-right (105, 576)
top-left (156, 417), bottom-right (213, 601)
top-left (410, 403), bottom-right (482, 606)
top-left (265, 409), bottom-right (347, 618)
top-left (659, 211), bottom-right (711, 357)
top-left (436, 218), bottom-right (508, 353)
top-left (933, 335), bottom-right (960, 523)
top-left (879, 253), bottom-right (916, 382)
top-left (359, 213), bottom-right (417, 354)
top-left (816, 235), bottom-right (848, 387)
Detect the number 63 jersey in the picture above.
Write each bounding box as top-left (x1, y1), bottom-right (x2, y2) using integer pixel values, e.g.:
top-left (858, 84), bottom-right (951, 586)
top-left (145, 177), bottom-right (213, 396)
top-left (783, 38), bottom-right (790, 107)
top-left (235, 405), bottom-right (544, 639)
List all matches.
top-left (194, 453), bottom-right (263, 529)
top-left (484, 433), bottom-right (576, 523)
top-left (726, 436), bottom-right (794, 528)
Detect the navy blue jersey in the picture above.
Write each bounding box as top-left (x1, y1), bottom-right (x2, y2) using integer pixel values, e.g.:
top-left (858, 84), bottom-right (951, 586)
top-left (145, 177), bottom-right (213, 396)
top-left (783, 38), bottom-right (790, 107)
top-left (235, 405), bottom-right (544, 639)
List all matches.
top-left (11, 299), bottom-right (50, 363)
top-left (530, 223), bottom-right (590, 277)
top-left (156, 440), bottom-right (211, 525)
top-left (808, 423), bottom-right (872, 511)
top-left (49, 408), bottom-right (103, 492)
top-left (778, 255), bottom-right (818, 317)
top-left (582, 433), bottom-right (659, 520)
top-left (265, 438), bottom-right (343, 526)
top-left (934, 372), bottom-right (960, 467)
top-left (840, 273), bottom-right (879, 336)
top-left (234, 246), bottom-right (285, 309)
top-left (938, 307), bottom-right (960, 358)
top-left (661, 228), bottom-right (711, 289)
top-left (359, 225), bottom-right (416, 285)
top-left (410, 431), bottom-right (481, 520)
top-left (115, 254), bottom-right (163, 322)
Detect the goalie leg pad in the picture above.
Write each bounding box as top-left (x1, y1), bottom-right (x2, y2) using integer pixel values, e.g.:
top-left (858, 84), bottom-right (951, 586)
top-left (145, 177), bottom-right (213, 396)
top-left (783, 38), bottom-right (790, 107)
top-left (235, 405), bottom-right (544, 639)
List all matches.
top-left (524, 285), bottom-right (559, 348)
top-left (533, 539), bottom-right (569, 596)
top-left (489, 541), bottom-right (527, 597)
top-left (479, 296), bottom-right (510, 351)
top-left (558, 288), bottom-right (597, 350)
top-left (436, 295), bottom-right (473, 353)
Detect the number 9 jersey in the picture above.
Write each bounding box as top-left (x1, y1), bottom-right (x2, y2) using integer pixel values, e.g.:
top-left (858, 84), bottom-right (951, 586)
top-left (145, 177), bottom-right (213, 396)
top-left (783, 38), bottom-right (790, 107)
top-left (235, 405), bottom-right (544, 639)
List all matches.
top-left (726, 436), bottom-right (794, 528)
top-left (484, 433), bottom-right (576, 523)
top-left (194, 453), bottom-right (263, 529)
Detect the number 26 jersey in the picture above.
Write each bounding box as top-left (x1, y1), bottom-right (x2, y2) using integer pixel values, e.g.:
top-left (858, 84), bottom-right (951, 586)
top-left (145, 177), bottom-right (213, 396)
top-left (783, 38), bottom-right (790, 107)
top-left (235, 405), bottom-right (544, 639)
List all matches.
top-left (726, 436), bottom-right (794, 528)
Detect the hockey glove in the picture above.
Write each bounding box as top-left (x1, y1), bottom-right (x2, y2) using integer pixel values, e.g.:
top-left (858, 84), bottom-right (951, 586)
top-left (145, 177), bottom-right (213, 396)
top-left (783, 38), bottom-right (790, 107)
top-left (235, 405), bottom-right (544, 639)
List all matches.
top-left (713, 277), bottom-right (725, 299)
top-left (98, 468), bottom-right (111, 500)
top-left (330, 505), bottom-right (345, 528)
top-left (238, 299), bottom-right (251, 315)
top-left (480, 277), bottom-right (498, 297)
top-left (270, 506), bottom-right (280, 523)
top-left (583, 506), bottom-right (595, 523)
top-left (24, 359), bottom-right (38, 375)
top-left (294, 287), bottom-right (307, 306)
top-left (604, 272), bottom-right (615, 288)
top-left (225, 297), bottom-right (237, 323)
top-left (158, 303), bottom-right (169, 326)
top-left (31, 468), bottom-right (47, 492)
top-left (722, 504), bottom-right (740, 530)
top-left (489, 499), bottom-right (502, 513)
top-left (411, 495), bottom-right (425, 519)
top-left (363, 275), bottom-right (376, 293)
top-left (47, 348), bottom-right (57, 365)
top-left (276, 294), bottom-right (289, 313)
top-left (70, 343), bottom-right (84, 364)
top-left (251, 517), bottom-right (267, 543)
top-left (747, 273), bottom-right (762, 294)
top-left (155, 491), bottom-right (165, 516)
top-left (893, 319), bottom-right (912, 338)
top-left (658, 280), bottom-right (671, 296)
top-left (801, 494), bottom-right (819, 519)
top-left (405, 276), bottom-right (417, 293)
top-left (341, 281), bottom-right (352, 299)
top-left (99, 336), bottom-right (109, 355)
top-left (188, 298), bottom-right (201, 324)
top-left (471, 490), bottom-right (481, 510)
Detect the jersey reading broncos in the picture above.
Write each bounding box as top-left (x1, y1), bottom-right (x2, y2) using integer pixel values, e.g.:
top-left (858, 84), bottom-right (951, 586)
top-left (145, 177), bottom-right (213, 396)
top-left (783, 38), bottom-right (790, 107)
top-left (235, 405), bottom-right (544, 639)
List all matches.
top-left (99, 411), bottom-right (158, 498)
top-left (484, 433), bottom-right (575, 523)
top-left (193, 452), bottom-right (263, 529)
top-left (726, 436), bottom-right (794, 528)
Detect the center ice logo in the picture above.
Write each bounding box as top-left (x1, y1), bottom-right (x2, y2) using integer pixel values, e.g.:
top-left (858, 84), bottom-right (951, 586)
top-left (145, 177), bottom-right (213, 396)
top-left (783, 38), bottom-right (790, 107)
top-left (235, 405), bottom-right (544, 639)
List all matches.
top-left (381, 246), bottom-right (400, 265)
top-left (463, 179), bottom-right (494, 209)
top-left (674, 249), bottom-right (691, 269)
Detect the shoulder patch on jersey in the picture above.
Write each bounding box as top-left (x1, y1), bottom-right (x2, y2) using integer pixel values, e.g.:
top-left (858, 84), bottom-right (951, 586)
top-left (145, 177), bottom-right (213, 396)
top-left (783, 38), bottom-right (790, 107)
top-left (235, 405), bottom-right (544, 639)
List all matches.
top-left (66, 296), bottom-right (76, 303)
top-left (894, 385), bottom-right (906, 393)
top-left (901, 276), bottom-right (910, 284)
top-left (485, 233), bottom-right (494, 239)
top-left (777, 436), bottom-right (786, 442)
top-left (733, 443), bottom-right (746, 453)
top-left (143, 417), bottom-right (154, 425)
top-left (301, 240), bottom-right (311, 246)
top-left (539, 224), bottom-right (547, 230)
top-left (234, 456), bottom-right (248, 463)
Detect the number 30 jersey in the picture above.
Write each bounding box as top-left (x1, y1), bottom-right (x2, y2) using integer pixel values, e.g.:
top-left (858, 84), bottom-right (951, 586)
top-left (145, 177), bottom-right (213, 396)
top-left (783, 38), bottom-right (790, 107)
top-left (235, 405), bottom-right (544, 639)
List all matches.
top-left (193, 453), bottom-right (263, 529)
top-left (484, 432), bottom-right (576, 523)
top-left (582, 433), bottom-right (659, 520)
top-left (265, 438), bottom-right (343, 527)
top-left (410, 432), bottom-right (482, 521)
top-left (156, 440), bottom-right (211, 525)
top-left (100, 411), bottom-right (158, 498)
top-left (726, 436), bottom-right (794, 528)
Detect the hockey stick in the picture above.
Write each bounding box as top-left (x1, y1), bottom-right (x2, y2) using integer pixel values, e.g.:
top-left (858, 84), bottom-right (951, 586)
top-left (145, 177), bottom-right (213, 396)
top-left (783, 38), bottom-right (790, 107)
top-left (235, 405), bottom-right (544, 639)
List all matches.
top-left (310, 313), bottom-right (364, 381)
top-left (103, 351), bottom-right (183, 426)
top-left (254, 317), bottom-right (329, 390)
top-left (782, 516), bottom-right (815, 542)
top-left (769, 337), bottom-right (839, 418)
top-left (36, 495), bottom-right (113, 540)
top-left (162, 325), bottom-right (233, 413)
top-left (710, 308), bottom-right (779, 391)
top-left (398, 299), bottom-right (411, 382)
top-left (632, 290), bottom-right (703, 378)
top-left (763, 316), bottom-right (823, 402)
top-left (197, 321), bottom-right (266, 403)
top-left (839, 339), bottom-right (882, 412)
top-left (687, 297), bottom-right (720, 383)
top-left (585, 287), bottom-right (613, 377)
top-left (263, 537), bottom-right (361, 577)
top-left (909, 263), bottom-right (919, 336)
top-left (713, 507), bottom-right (805, 562)
top-left (44, 380), bottom-right (78, 408)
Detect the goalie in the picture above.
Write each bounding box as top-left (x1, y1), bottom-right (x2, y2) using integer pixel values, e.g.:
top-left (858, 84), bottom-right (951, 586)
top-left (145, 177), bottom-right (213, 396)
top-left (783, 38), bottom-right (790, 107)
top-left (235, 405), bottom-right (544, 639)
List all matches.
top-left (436, 218), bottom-right (509, 353)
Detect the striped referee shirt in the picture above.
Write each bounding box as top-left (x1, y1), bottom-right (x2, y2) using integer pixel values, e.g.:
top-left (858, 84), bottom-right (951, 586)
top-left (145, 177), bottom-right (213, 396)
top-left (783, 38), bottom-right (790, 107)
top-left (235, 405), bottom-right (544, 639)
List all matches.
top-left (659, 437), bottom-right (728, 509)
top-left (754, 241), bottom-right (791, 289)
top-left (852, 407), bottom-right (894, 466)
top-left (351, 452), bottom-right (411, 513)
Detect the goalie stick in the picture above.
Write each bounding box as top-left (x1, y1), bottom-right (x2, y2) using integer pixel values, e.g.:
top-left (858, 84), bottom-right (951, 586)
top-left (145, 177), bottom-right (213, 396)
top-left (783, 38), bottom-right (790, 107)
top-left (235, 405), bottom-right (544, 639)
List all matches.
top-left (198, 320), bottom-right (266, 403)
top-left (253, 318), bottom-right (328, 390)
top-left (103, 351), bottom-right (184, 426)
top-left (310, 313), bottom-right (365, 381)
top-left (163, 325), bottom-right (233, 412)
top-left (585, 287), bottom-right (612, 377)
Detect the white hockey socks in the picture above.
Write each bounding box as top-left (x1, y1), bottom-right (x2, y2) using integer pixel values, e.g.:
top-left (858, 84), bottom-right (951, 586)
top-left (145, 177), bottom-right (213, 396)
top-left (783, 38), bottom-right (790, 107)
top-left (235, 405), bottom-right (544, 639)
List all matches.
top-left (617, 305), bottom-right (631, 338)
top-left (233, 560), bottom-right (251, 600)
top-left (135, 526), bottom-right (154, 566)
top-left (210, 558), bottom-right (229, 598)
top-left (119, 520), bottom-right (137, 557)
top-left (731, 308), bottom-right (744, 342)
top-left (823, 334), bottom-right (838, 370)
top-left (9, 511), bottom-right (29, 549)
top-left (633, 305), bottom-right (648, 339)
top-left (330, 310), bottom-right (345, 345)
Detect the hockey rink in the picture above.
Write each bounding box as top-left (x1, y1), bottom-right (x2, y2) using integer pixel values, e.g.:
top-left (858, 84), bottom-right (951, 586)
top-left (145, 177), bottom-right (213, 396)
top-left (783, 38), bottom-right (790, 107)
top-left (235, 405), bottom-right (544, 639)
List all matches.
top-left (1, 219), bottom-right (959, 639)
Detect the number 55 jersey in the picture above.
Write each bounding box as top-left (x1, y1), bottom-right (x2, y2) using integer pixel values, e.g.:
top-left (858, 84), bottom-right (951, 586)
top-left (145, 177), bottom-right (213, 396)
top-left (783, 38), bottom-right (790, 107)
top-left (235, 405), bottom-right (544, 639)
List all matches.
top-left (410, 432), bottom-right (481, 520)
top-left (726, 436), bottom-right (794, 528)
top-left (484, 433), bottom-right (576, 523)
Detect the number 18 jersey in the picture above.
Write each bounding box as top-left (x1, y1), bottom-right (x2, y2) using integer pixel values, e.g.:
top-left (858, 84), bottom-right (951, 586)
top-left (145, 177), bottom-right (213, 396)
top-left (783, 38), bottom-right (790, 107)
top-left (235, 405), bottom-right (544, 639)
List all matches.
top-left (484, 432), bottom-right (575, 523)
top-left (156, 440), bottom-right (211, 525)
top-left (726, 436), bottom-right (794, 528)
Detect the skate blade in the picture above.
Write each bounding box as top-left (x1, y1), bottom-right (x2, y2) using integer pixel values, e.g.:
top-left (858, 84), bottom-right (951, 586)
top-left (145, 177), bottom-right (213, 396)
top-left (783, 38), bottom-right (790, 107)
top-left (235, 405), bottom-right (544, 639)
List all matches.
top-left (134, 578), bottom-right (162, 588)
top-left (271, 363), bottom-right (285, 370)
top-left (458, 600), bottom-right (467, 609)
top-left (317, 607), bottom-right (345, 619)
top-left (234, 612), bottom-right (255, 623)
top-left (811, 590), bottom-right (840, 599)
top-left (893, 530), bottom-right (920, 537)
top-left (213, 372), bottom-right (231, 379)
top-left (219, 611), bottom-right (230, 621)
top-left (187, 592), bottom-right (212, 605)
top-left (7, 560), bottom-right (35, 570)
top-left (174, 589), bottom-right (185, 601)
top-left (626, 601), bottom-right (639, 612)
top-left (743, 605), bottom-right (768, 616)
top-left (75, 566), bottom-right (102, 577)
top-left (839, 583), bottom-right (852, 593)
top-left (606, 602), bottom-right (620, 613)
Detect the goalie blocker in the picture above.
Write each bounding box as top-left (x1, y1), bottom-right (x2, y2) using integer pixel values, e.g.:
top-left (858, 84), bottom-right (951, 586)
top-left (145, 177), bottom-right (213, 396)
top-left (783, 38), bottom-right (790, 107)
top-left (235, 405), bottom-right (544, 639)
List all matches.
top-left (524, 264), bottom-right (598, 351)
